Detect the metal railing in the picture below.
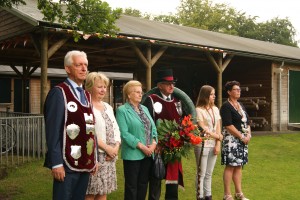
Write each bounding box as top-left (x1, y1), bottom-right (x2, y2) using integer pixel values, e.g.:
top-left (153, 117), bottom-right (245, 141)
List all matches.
top-left (0, 111), bottom-right (46, 167)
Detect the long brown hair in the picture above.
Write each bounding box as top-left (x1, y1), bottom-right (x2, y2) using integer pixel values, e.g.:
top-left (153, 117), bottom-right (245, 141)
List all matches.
top-left (195, 85), bottom-right (215, 108)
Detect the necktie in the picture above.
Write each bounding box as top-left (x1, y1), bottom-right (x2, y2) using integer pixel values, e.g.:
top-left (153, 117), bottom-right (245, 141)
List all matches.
top-left (76, 87), bottom-right (86, 105)
top-left (166, 97), bottom-right (170, 101)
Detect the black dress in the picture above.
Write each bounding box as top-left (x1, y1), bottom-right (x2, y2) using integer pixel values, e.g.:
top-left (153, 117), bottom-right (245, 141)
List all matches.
top-left (220, 101), bottom-right (249, 166)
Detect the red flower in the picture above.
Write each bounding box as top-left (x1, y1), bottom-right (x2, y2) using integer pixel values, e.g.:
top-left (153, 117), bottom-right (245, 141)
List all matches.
top-left (156, 115), bottom-right (203, 163)
top-left (170, 136), bottom-right (182, 148)
top-left (179, 130), bottom-right (185, 136)
top-left (190, 135), bottom-right (202, 145)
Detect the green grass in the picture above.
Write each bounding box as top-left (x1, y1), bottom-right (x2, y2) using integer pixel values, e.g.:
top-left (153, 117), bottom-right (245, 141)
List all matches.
top-left (1, 133), bottom-right (300, 200)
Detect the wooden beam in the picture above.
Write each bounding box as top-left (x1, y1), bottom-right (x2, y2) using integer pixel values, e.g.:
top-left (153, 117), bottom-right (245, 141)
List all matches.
top-left (222, 54), bottom-right (234, 72)
top-left (28, 65), bottom-right (39, 77)
top-left (204, 51), bottom-right (235, 108)
top-left (10, 64), bottom-right (22, 77)
top-left (131, 43), bottom-right (168, 91)
top-left (151, 46), bottom-right (168, 66)
top-left (48, 37), bottom-right (70, 58)
top-left (30, 33), bottom-right (41, 57)
top-left (23, 65), bottom-right (30, 78)
top-left (204, 51), bottom-right (220, 73)
top-left (131, 43), bottom-right (149, 67)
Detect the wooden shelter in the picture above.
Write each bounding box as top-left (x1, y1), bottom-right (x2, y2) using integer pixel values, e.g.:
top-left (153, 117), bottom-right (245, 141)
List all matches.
top-left (1, 0), bottom-right (300, 131)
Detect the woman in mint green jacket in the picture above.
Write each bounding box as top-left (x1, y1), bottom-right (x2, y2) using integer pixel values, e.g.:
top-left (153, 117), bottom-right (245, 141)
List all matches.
top-left (116, 80), bottom-right (157, 200)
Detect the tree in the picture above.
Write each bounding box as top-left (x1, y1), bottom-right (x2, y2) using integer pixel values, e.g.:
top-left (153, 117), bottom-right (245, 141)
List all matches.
top-left (152, 14), bottom-right (179, 25)
top-left (176, 0), bottom-right (298, 47)
top-left (177, 0), bottom-right (231, 31)
top-left (123, 8), bottom-right (143, 18)
top-left (0, 0), bottom-right (25, 7)
top-left (232, 12), bottom-right (259, 39)
top-left (122, 8), bottom-right (156, 22)
top-left (1, 0), bottom-right (121, 41)
top-left (256, 18), bottom-right (298, 47)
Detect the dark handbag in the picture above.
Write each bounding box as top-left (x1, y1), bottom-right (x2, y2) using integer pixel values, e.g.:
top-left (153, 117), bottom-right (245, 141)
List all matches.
top-left (152, 153), bottom-right (166, 180)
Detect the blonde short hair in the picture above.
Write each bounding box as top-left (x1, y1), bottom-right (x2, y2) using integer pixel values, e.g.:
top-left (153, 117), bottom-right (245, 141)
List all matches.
top-left (85, 72), bottom-right (110, 93)
top-left (123, 80), bottom-right (142, 100)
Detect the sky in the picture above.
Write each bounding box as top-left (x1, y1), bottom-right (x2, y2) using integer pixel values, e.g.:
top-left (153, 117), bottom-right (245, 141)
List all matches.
top-left (103, 0), bottom-right (300, 44)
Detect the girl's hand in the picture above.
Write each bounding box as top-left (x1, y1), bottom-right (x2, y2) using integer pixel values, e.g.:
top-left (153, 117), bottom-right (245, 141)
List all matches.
top-left (214, 142), bottom-right (221, 155)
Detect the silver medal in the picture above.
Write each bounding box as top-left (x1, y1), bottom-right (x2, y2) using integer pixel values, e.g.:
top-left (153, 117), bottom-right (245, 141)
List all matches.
top-left (175, 101), bottom-right (183, 116)
top-left (67, 101), bottom-right (78, 112)
top-left (86, 124), bottom-right (95, 135)
top-left (71, 145), bottom-right (82, 166)
top-left (66, 123), bottom-right (80, 140)
top-left (84, 113), bottom-right (94, 123)
top-left (153, 102), bottom-right (162, 114)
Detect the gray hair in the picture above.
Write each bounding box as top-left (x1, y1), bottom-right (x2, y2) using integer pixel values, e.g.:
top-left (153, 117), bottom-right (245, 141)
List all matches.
top-left (64, 50), bottom-right (88, 67)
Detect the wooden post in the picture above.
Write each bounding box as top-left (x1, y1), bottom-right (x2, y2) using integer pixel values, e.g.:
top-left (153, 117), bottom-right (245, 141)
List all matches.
top-left (131, 43), bottom-right (167, 91)
top-left (40, 30), bottom-right (48, 114)
top-left (217, 53), bottom-right (223, 108)
top-left (205, 52), bottom-right (234, 108)
top-left (146, 45), bottom-right (152, 91)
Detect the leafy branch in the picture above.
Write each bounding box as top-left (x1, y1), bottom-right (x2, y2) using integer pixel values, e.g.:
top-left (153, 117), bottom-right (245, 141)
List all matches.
top-left (37, 0), bottom-right (121, 41)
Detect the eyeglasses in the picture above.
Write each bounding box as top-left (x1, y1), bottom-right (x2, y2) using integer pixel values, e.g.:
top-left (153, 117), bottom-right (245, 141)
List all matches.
top-left (161, 82), bottom-right (175, 86)
top-left (231, 88), bottom-right (241, 92)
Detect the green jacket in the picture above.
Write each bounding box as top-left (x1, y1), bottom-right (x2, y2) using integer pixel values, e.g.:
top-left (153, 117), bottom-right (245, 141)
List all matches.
top-left (116, 102), bottom-right (157, 160)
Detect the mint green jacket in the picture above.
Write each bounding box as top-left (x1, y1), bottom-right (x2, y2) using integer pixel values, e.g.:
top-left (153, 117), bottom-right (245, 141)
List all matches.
top-left (116, 102), bottom-right (157, 160)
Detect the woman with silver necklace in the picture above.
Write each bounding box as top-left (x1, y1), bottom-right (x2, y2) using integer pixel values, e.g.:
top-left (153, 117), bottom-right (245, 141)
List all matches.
top-left (220, 81), bottom-right (251, 200)
top-left (194, 85), bottom-right (223, 200)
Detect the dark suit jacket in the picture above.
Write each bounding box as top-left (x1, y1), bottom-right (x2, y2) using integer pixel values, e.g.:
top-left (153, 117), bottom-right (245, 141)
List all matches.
top-left (44, 79), bottom-right (78, 171)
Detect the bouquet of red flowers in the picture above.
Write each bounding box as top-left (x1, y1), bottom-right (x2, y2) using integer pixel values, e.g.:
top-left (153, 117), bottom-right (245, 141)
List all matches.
top-left (156, 115), bottom-right (202, 164)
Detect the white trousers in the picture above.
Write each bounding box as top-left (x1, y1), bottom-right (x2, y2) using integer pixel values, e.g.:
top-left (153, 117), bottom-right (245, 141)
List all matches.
top-left (194, 146), bottom-right (217, 198)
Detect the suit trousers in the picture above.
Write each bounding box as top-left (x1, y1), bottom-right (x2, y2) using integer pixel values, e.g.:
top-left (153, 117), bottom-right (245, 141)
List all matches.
top-left (148, 174), bottom-right (179, 200)
top-left (53, 171), bottom-right (89, 200)
top-left (123, 157), bottom-right (152, 200)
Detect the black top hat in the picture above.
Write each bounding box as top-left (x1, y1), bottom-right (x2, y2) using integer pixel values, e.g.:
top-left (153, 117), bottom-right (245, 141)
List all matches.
top-left (155, 69), bottom-right (177, 84)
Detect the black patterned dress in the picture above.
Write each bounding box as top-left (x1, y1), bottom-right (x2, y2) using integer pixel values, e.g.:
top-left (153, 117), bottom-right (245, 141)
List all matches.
top-left (220, 101), bottom-right (249, 166)
top-left (86, 107), bottom-right (117, 195)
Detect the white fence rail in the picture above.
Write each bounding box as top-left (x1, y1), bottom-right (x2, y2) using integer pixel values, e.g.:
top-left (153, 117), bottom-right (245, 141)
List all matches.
top-left (0, 112), bottom-right (46, 167)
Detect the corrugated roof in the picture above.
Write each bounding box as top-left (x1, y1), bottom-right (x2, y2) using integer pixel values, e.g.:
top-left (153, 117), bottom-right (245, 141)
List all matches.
top-left (6, 0), bottom-right (300, 63)
top-left (117, 15), bottom-right (300, 62)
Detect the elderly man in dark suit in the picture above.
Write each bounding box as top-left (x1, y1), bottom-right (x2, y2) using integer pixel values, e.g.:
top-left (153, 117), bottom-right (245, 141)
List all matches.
top-left (44, 50), bottom-right (98, 200)
top-left (143, 69), bottom-right (184, 200)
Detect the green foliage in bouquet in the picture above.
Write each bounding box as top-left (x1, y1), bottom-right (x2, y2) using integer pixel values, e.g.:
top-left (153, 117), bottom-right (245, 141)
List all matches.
top-left (156, 115), bottom-right (202, 164)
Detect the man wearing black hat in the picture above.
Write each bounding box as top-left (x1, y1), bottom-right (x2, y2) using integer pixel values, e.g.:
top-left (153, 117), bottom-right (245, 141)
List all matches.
top-left (143, 69), bottom-right (184, 200)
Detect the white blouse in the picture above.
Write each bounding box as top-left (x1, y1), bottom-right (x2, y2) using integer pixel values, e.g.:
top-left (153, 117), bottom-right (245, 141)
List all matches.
top-left (196, 106), bottom-right (221, 147)
top-left (93, 102), bottom-right (121, 152)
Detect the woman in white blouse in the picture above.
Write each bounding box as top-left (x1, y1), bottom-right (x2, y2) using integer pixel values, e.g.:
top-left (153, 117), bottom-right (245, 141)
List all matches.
top-left (194, 85), bottom-right (223, 200)
top-left (85, 72), bottom-right (121, 200)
